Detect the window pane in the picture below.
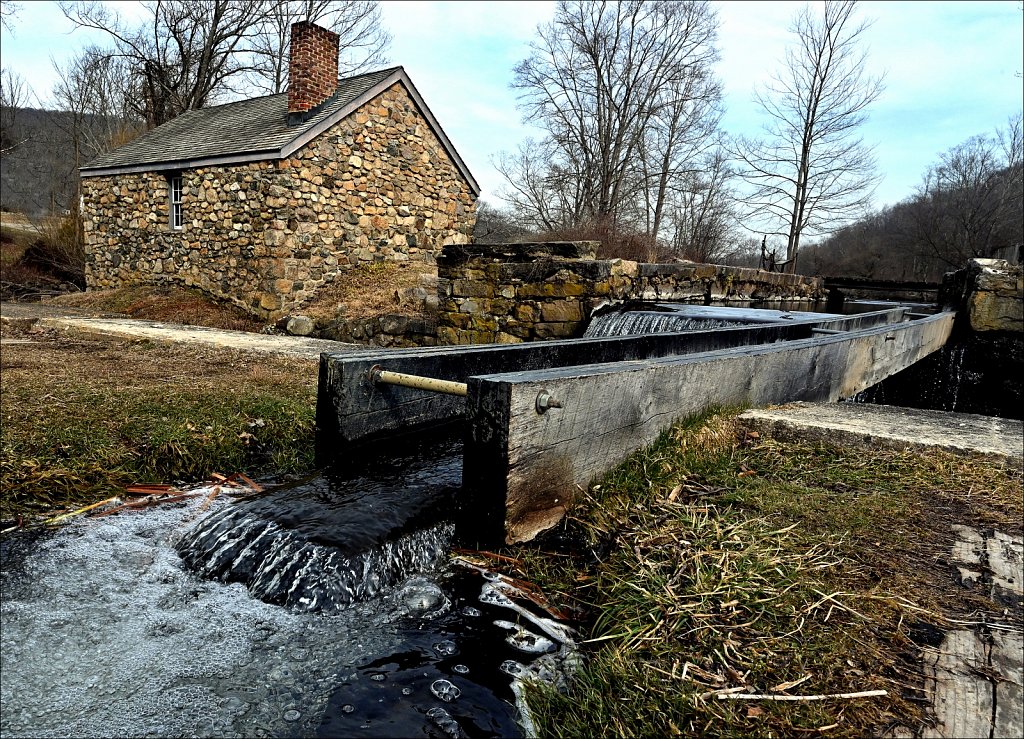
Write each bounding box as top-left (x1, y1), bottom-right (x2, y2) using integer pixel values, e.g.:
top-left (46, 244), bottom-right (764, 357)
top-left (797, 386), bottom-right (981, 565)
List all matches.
top-left (170, 176), bottom-right (183, 229)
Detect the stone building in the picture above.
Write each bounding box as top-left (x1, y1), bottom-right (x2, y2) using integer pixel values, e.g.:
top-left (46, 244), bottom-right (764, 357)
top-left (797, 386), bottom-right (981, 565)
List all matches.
top-left (80, 21), bottom-right (479, 319)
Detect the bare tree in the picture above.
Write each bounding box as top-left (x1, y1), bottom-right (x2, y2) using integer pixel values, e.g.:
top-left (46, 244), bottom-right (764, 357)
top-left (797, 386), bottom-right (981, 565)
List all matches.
top-left (473, 200), bottom-right (532, 244)
top-left (733, 0), bottom-right (884, 273)
top-left (247, 0), bottom-right (389, 94)
top-left (906, 113), bottom-right (1023, 268)
top-left (51, 47), bottom-right (141, 157)
top-left (666, 148), bottom-right (737, 262)
top-left (638, 53), bottom-right (723, 239)
top-left (60, 0), bottom-right (271, 127)
top-left (0, 68), bottom-right (28, 155)
top-left (502, 0), bottom-right (722, 236)
top-left (47, 47), bottom-right (144, 211)
top-left (493, 138), bottom-right (581, 232)
top-left (0, 0), bottom-right (19, 34)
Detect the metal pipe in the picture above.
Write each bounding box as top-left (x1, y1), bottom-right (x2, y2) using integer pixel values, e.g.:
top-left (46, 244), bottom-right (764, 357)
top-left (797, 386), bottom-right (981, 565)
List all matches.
top-left (368, 365), bottom-right (468, 396)
top-left (811, 328), bottom-right (845, 335)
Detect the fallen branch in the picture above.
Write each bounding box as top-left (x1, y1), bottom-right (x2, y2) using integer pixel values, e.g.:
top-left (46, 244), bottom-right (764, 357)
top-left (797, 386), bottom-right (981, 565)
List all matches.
top-left (199, 486), bottom-right (221, 512)
top-left (44, 497), bottom-right (120, 525)
top-left (90, 493), bottom-right (198, 518)
top-left (718, 689), bottom-right (887, 701)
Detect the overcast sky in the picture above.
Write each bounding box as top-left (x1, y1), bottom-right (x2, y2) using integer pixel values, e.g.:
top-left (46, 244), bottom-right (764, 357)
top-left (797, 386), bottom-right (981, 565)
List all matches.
top-left (2, 0), bottom-right (1021, 213)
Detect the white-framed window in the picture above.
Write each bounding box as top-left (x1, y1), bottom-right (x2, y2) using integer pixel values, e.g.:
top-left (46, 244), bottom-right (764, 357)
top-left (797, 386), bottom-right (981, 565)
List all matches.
top-left (169, 174), bottom-right (183, 229)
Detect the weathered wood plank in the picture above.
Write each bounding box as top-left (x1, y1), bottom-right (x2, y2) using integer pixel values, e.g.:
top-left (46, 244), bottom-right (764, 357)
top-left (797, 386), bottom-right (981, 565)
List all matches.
top-left (922, 630), bottom-right (994, 739)
top-left (317, 308), bottom-right (907, 457)
top-left (464, 312), bottom-right (953, 543)
top-left (923, 526), bottom-right (1023, 739)
top-left (992, 630), bottom-right (1024, 739)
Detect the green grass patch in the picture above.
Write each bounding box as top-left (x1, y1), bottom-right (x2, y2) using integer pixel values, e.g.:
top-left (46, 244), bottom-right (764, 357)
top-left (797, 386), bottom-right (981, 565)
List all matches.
top-left (516, 408), bottom-right (1021, 738)
top-left (0, 334), bottom-right (317, 519)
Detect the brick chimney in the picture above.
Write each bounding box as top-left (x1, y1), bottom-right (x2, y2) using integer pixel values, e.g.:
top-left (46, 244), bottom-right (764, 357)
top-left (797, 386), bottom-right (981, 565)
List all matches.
top-left (287, 21), bottom-right (340, 125)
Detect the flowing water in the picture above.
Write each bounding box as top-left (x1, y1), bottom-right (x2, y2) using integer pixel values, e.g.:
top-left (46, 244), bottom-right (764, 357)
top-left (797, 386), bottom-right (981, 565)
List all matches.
top-left (584, 311), bottom-right (745, 337)
top-left (1, 436), bottom-right (576, 738)
top-left (584, 302), bottom-right (836, 338)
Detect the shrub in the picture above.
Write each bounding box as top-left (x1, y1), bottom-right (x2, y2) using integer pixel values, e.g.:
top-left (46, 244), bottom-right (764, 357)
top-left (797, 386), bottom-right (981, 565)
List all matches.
top-left (528, 218), bottom-right (674, 262)
top-left (23, 211), bottom-right (85, 287)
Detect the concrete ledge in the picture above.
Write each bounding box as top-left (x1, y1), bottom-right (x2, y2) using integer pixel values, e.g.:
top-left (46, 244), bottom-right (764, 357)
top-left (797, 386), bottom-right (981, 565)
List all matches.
top-left (738, 402), bottom-right (1023, 467)
top-left (30, 316), bottom-right (359, 359)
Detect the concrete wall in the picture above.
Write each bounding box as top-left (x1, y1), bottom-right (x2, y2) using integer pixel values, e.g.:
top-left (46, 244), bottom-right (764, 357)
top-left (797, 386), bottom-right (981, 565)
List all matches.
top-left (435, 242), bottom-right (826, 345)
top-left (82, 82), bottom-right (476, 319)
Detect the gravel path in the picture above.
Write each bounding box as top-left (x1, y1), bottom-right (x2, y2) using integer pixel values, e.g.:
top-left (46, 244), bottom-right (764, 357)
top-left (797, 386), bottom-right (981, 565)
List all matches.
top-left (0, 302), bottom-right (360, 360)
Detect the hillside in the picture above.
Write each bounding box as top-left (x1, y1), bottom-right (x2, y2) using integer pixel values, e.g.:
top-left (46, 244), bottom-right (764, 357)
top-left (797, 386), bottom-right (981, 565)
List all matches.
top-left (0, 107), bottom-right (140, 217)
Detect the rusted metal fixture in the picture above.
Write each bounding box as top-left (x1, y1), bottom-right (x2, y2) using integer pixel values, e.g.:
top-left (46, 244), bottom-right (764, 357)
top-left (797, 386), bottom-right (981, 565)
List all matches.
top-left (368, 364), bottom-right (468, 396)
top-left (535, 390), bottom-right (563, 414)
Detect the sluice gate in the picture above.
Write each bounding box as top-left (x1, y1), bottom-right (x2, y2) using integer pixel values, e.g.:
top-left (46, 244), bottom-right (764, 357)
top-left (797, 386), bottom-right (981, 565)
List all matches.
top-left (317, 307), bottom-right (955, 544)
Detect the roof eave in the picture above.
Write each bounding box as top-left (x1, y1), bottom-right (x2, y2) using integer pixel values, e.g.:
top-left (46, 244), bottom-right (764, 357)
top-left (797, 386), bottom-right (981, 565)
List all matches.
top-left (80, 149), bottom-right (281, 178)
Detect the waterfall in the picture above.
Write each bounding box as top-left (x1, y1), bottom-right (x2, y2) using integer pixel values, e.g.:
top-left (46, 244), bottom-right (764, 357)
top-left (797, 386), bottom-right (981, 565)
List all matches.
top-left (176, 508), bottom-right (453, 613)
top-left (584, 310), bottom-right (743, 337)
top-left (173, 436), bottom-right (463, 613)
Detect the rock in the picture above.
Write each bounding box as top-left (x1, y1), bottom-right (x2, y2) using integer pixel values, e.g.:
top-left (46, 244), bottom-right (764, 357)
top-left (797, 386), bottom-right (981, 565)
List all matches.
top-left (285, 315), bottom-right (315, 336)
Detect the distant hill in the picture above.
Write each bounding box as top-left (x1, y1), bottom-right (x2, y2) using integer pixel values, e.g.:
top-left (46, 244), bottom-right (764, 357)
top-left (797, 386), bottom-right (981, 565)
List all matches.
top-left (0, 107), bottom-right (141, 218)
top-left (802, 163), bottom-right (1023, 281)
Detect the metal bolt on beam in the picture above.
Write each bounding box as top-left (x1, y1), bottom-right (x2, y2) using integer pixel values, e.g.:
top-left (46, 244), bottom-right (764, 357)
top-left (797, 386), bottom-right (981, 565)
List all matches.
top-left (535, 390), bottom-right (563, 414)
top-left (368, 365), bottom-right (468, 396)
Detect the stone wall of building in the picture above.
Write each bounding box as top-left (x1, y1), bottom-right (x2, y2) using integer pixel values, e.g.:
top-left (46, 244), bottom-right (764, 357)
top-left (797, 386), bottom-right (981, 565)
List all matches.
top-left (436, 242), bottom-right (827, 345)
top-left (81, 82), bottom-right (476, 319)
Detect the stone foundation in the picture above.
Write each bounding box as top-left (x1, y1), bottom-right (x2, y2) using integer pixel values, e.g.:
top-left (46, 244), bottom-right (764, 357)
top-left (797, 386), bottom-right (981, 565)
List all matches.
top-left (865, 258), bottom-right (1024, 419)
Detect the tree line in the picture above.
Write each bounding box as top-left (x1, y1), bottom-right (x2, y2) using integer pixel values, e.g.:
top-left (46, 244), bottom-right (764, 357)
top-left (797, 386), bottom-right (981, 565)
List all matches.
top-left (803, 114), bottom-right (1022, 282)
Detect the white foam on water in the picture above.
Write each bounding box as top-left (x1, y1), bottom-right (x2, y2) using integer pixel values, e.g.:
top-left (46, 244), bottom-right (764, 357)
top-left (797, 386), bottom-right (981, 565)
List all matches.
top-left (0, 496), bottom-right (421, 739)
top-left (584, 311), bottom-right (738, 337)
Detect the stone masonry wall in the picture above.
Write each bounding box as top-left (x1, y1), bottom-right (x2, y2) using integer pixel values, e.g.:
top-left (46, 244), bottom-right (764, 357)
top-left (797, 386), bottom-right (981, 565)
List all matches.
top-left (436, 242), bottom-right (826, 345)
top-left (82, 82), bottom-right (476, 319)
top-left (962, 259), bottom-right (1023, 333)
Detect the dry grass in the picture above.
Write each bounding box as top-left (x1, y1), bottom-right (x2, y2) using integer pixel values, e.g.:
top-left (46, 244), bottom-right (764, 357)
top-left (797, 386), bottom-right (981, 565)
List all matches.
top-left (1, 225), bottom-right (69, 302)
top-left (300, 260), bottom-right (433, 322)
top-left (50, 285), bottom-right (266, 332)
top-left (509, 409), bottom-right (1023, 738)
top-left (45, 262), bottom-right (434, 332)
top-left (0, 322), bottom-right (317, 520)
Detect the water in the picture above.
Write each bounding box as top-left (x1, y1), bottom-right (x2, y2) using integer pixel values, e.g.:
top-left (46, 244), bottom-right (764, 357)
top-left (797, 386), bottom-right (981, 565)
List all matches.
top-left (851, 334), bottom-right (1021, 419)
top-left (175, 437), bottom-right (464, 613)
top-left (584, 302), bottom-right (836, 338)
top-left (1, 437), bottom-right (577, 738)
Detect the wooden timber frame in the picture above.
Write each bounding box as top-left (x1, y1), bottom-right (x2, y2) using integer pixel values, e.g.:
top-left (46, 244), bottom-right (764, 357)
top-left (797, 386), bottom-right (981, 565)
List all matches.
top-left (316, 307), bottom-right (955, 544)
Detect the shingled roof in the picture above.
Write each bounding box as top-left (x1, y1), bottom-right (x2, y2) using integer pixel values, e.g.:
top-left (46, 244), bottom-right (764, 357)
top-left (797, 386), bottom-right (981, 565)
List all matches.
top-left (80, 66), bottom-right (479, 195)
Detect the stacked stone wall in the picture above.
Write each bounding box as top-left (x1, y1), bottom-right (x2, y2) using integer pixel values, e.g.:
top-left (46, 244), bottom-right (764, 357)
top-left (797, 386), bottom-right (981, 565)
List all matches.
top-left (963, 259), bottom-right (1022, 333)
top-left (436, 242), bottom-right (826, 345)
top-left (82, 82), bottom-right (475, 319)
